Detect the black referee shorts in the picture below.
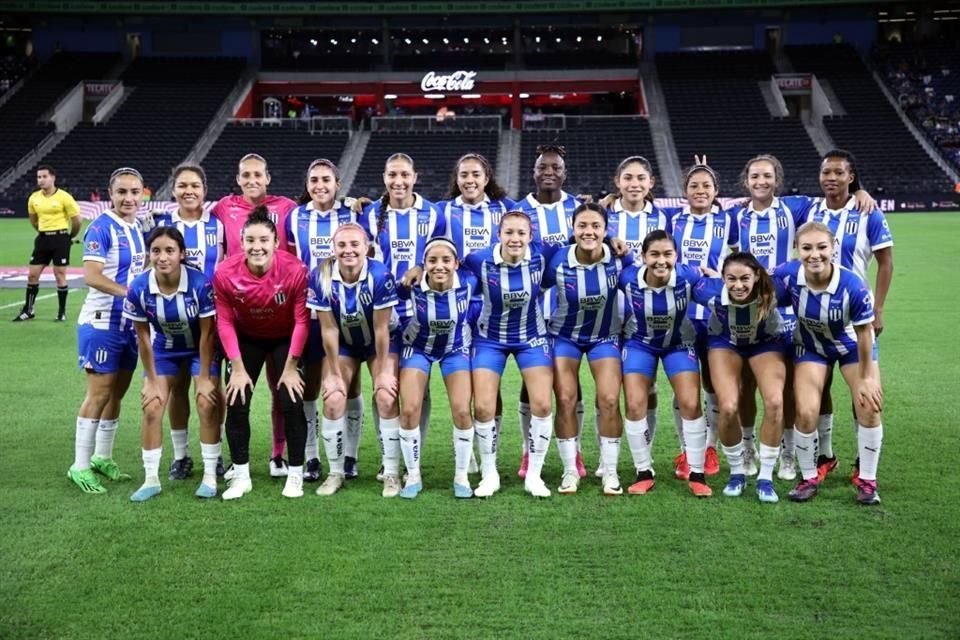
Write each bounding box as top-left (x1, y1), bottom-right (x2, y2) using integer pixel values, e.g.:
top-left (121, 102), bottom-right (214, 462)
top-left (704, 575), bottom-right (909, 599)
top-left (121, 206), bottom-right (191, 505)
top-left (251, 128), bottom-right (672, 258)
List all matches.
top-left (30, 231), bottom-right (72, 266)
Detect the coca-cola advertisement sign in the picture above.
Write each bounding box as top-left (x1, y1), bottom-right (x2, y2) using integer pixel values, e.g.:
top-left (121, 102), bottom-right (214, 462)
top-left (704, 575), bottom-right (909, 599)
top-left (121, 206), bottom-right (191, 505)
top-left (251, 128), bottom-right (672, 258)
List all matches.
top-left (420, 70), bottom-right (477, 93)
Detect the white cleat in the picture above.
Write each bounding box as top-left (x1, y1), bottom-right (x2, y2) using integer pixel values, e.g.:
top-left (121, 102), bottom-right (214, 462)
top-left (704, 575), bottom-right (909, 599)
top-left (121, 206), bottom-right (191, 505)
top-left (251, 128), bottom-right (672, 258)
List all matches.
top-left (382, 474), bottom-right (401, 498)
top-left (525, 475), bottom-right (551, 498)
top-left (281, 473), bottom-right (304, 498)
top-left (474, 471), bottom-right (501, 498)
top-left (558, 472), bottom-right (580, 495)
top-left (777, 453), bottom-right (798, 481)
top-left (602, 471), bottom-right (624, 496)
top-left (269, 456), bottom-right (289, 478)
top-left (222, 477), bottom-right (252, 500)
top-left (315, 473), bottom-right (344, 496)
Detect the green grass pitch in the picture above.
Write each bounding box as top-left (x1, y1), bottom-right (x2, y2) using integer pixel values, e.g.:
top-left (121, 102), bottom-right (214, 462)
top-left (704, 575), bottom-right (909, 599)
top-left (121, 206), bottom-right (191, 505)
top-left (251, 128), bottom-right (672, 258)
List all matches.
top-left (0, 214), bottom-right (957, 638)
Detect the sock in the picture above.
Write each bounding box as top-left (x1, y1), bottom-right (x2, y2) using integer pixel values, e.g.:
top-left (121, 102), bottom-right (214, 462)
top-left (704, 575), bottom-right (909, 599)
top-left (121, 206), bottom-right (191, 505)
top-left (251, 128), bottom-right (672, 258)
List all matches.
top-left (599, 436), bottom-right (620, 475)
top-left (817, 414), bottom-right (834, 459)
top-left (518, 402), bottom-right (531, 455)
top-left (379, 416), bottom-right (401, 476)
top-left (287, 465), bottom-right (303, 478)
top-left (453, 426), bottom-right (474, 483)
top-left (474, 419), bottom-right (498, 476)
top-left (647, 406), bottom-right (658, 448)
top-left (170, 427), bottom-right (189, 460)
top-left (557, 437), bottom-right (578, 475)
top-left (721, 441), bottom-right (745, 475)
top-left (142, 447), bottom-right (162, 485)
top-left (741, 425), bottom-right (755, 451)
top-left (758, 443), bottom-right (779, 482)
top-left (345, 396), bottom-right (363, 459)
top-left (73, 417), bottom-right (99, 469)
top-left (94, 418), bottom-right (119, 459)
top-left (303, 400), bottom-right (319, 460)
top-left (399, 427), bottom-right (421, 481)
top-left (232, 462), bottom-right (251, 480)
top-left (200, 442), bottom-right (220, 486)
top-left (419, 390), bottom-right (431, 447)
top-left (624, 417), bottom-right (652, 472)
top-left (794, 430), bottom-right (819, 481)
top-left (527, 413), bottom-right (553, 479)
top-left (782, 427), bottom-right (795, 457)
top-left (672, 396), bottom-right (685, 451)
top-left (705, 393), bottom-right (719, 448)
top-left (322, 415), bottom-right (345, 475)
top-left (57, 286), bottom-right (68, 314)
top-left (682, 417), bottom-right (707, 474)
top-left (857, 424), bottom-right (883, 482)
top-left (270, 394), bottom-right (286, 459)
top-left (25, 283), bottom-right (39, 312)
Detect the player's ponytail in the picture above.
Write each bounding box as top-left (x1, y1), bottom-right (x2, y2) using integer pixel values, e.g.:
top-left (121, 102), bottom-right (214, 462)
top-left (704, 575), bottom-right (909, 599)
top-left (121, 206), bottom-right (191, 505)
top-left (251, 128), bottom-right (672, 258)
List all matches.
top-left (722, 252), bottom-right (776, 327)
top-left (243, 204), bottom-right (277, 238)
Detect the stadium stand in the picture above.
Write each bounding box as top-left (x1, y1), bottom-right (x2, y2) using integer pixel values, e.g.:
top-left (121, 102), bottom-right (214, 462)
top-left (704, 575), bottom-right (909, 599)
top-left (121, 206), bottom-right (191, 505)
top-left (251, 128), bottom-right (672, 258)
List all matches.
top-left (786, 43), bottom-right (953, 192)
top-left (3, 56), bottom-right (245, 202)
top-left (201, 120), bottom-right (350, 200)
top-left (518, 115), bottom-right (663, 197)
top-left (0, 52), bottom-right (119, 177)
top-left (0, 53), bottom-right (34, 96)
top-left (656, 50), bottom-right (822, 196)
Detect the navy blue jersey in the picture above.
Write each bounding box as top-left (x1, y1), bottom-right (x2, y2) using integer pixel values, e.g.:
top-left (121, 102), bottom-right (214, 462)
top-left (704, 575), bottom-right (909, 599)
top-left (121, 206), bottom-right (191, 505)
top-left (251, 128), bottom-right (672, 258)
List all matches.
top-left (123, 266), bottom-right (216, 352)
top-left (399, 269), bottom-right (478, 357)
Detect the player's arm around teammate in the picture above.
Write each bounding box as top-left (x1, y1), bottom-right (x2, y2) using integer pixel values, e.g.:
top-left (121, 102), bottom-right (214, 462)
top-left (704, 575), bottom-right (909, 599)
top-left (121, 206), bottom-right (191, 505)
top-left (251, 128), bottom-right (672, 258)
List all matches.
top-left (124, 228), bottom-right (221, 501)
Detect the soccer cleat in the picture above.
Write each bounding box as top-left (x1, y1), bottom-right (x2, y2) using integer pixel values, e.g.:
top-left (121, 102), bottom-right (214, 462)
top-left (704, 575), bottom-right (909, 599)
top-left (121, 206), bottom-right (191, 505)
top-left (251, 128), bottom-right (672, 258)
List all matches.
top-left (816, 455), bottom-right (838, 482)
top-left (453, 482), bottom-right (473, 499)
top-left (558, 472), bottom-right (580, 494)
top-left (688, 472), bottom-right (712, 497)
top-left (55, 312), bottom-right (67, 322)
top-left (722, 474), bottom-right (747, 497)
top-left (628, 469), bottom-right (656, 495)
top-left (673, 452), bottom-right (690, 480)
top-left (303, 458), bottom-right (322, 482)
top-left (743, 446), bottom-right (759, 476)
top-left (756, 479), bottom-right (779, 503)
top-left (375, 465), bottom-right (385, 482)
top-left (788, 478), bottom-right (821, 502)
top-left (281, 473), bottom-right (303, 498)
top-left (195, 482), bottom-right (217, 499)
top-left (474, 471), bottom-right (501, 498)
top-left (12, 309), bottom-right (35, 322)
top-left (855, 478), bottom-right (880, 505)
top-left (777, 452), bottom-right (797, 481)
top-left (382, 474), bottom-right (401, 498)
top-left (343, 456), bottom-right (359, 479)
top-left (90, 455), bottom-right (131, 481)
top-left (704, 447), bottom-right (720, 476)
top-left (222, 477), bottom-right (252, 500)
top-left (602, 471), bottom-right (623, 496)
top-left (574, 451), bottom-right (587, 478)
top-left (594, 462), bottom-right (604, 479)
top-left (67, 466), bottom-right (107, 494)
top-left (524, 476), bottom-right (551, 498)
top-left (399, 479), bottom-right (423, 499)
top-left (216, 456), bottom-right (226, 477)
top-left (168, 456), bottom-right (194, 480)
top-left (223, 464), bottom-right (236, 481)
top-left (467, 450), bottom-right (479, 474)
top-left (316, 473), bottom-right (345, 496)
top-left (517, 452), bottom-right (529, 479)
top-left (130, 483), bottom-right (162, 502)
top-left (269, 456), bottom-right (289, 478)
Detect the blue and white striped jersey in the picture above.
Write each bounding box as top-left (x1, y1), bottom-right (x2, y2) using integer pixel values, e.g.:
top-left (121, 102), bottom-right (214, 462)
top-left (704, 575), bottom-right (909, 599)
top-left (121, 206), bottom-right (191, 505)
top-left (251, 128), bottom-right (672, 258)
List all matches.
top-left (286, 200), bottom-right (356, 272)
top-left (774, 260), bottom-right (874, 360)
top-left (154, 210), bottom-right (224, 280)
top-left (619, 263), bottom-right (701, 349)
top-left (360, 194), bottom-right (444, 320)
top-left (463, 243), bottom-right (558, 344)
top-left (803, 197), bottom-right (894, 282)
top-left (80, 210), bottom-right (147, 331)
top-left (516, 192), bottom-right (580, 246)
top-left (734, 196), bottom-right (813, 273)
top-left (692, 277), bottom-right (784, 347)
top-left (607, 199), bottom-right (671, 256)
top-left (123, 265), bottom-right (216, 352)
top-left (542, 244), bottom-right (631, 344)
top-left (671, 205), bottom-right (738, 321)
top-left (437, 196), bottom-right (513, 259)
top-left (306, 259), bottom-right (398, 349)
top-left (399, 269), bottom-right (477, 357)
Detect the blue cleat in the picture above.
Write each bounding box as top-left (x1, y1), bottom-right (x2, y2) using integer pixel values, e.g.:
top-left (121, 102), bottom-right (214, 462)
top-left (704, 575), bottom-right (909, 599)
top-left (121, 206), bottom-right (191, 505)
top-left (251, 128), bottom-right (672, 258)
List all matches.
top-left (399, 481), bottom-right (422, 499)
top-left (195, 483), bottom-right (217, 499)
top-left (756, 479), bottom-right (779, 503)
top-left (453, 482), bottom-right (473, 499)
top-left (722, 474), bottom-right (747, 497)
top-left (130, 484), bottom-right (162, 502)
top-left (344, 456), bottom-right (358, 479)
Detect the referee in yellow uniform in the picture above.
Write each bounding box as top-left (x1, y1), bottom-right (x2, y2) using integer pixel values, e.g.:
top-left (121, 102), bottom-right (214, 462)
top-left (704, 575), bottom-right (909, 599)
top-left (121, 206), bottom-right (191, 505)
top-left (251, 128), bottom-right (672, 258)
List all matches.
top-left (13, 165), bottom-right (81, 322)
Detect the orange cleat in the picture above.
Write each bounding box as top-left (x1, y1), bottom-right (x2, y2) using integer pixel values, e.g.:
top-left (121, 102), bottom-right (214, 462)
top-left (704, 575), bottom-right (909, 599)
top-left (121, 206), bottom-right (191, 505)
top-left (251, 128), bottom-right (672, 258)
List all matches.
top-left (816, 455), bottom-right (838, 482)
top-left (673, 452), bottom-right (690, 480)
top-left (628, 470), bottom-right (656, 495)
top-left (705, 447), bottom-right (720, 476)
top-left (689, 479), bottom-right (713, 498)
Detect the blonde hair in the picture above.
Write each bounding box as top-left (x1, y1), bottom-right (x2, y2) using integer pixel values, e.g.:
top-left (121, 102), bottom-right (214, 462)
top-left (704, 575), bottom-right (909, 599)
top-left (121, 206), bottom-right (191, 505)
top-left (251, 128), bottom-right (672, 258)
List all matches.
top-left (319, 223), bottom-right (369, 299)
top-left (796, 221), bottom-right (834, 242)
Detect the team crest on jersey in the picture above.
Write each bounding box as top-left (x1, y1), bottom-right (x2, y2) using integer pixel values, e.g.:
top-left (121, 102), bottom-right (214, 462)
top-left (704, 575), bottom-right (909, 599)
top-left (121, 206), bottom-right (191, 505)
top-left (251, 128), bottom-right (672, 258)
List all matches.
top-left (456, 297), bottom-right (468, 313)
top-left (713, 224), bottom-right (726, 238)
top-left (777, 214), bottom-right (789, 229)
top-left (402, 346), bottom-right (414, 360)
top-left (359, 289), bottom-right (373, 306)
top-left (607, 272), bottom-right (619, 289)
top-left (828, 306), bottom-right (843, 322)
top-left (274, 291), bottom-right (286, 305)
top-left (677, 295), bottom-right (688, 311)
top-left (531, 269), bottom-right (542, 284)
top-left (95, 348), bottom-right (109, 364)
top-left (844, 219), bottom-right (860, 235)
top-left (206, 232), bottom-right (218, 247)
top-left (185, 302), bottom-right (199, 318)
top-left (417, 221), bottom-right (430, 238)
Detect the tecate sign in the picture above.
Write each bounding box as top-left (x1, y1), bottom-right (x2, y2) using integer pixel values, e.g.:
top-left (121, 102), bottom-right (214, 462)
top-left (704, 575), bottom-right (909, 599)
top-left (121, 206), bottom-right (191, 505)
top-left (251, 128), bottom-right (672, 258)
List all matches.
top-left (421, 70), bottom-right (477, 93)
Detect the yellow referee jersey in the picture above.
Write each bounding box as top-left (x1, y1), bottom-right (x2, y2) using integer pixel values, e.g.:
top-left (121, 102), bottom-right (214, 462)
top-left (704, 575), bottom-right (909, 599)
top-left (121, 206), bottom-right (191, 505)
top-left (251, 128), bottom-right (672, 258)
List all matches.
top-left (28, 189), bottom-right (80, 232)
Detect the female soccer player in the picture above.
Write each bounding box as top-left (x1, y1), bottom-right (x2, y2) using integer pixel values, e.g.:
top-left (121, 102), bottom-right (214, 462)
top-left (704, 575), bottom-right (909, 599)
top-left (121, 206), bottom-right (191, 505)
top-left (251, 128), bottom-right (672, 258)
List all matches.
top-left (213, 207), bottom-right (309, 500)
top-left (618, 230), bottom-right (710, 497)
top-left (307, 223), bottom-right (402, 498)
top-left (396, 238), bottom-right (478, 499)
top-left (68, 167), bottom-right (148, 494)
top-left (541, 202), bottom-right (632, 495)
top-left (774, 222), bottom-right (884, 505)
top-left (213, 153), bottom-right (298, 478)
top-left (437, 152), bottom-right (513, 259)
top-left (124, 227), bottom-right (221, 501)
top-left (152, 164), bottom-right (224, 481)
top-left (692, 252), bottom-right (787, 503)
top-left (670, 161), bottom-right (738, 480)
top-left (286, 158), bottom-right (357, 482)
